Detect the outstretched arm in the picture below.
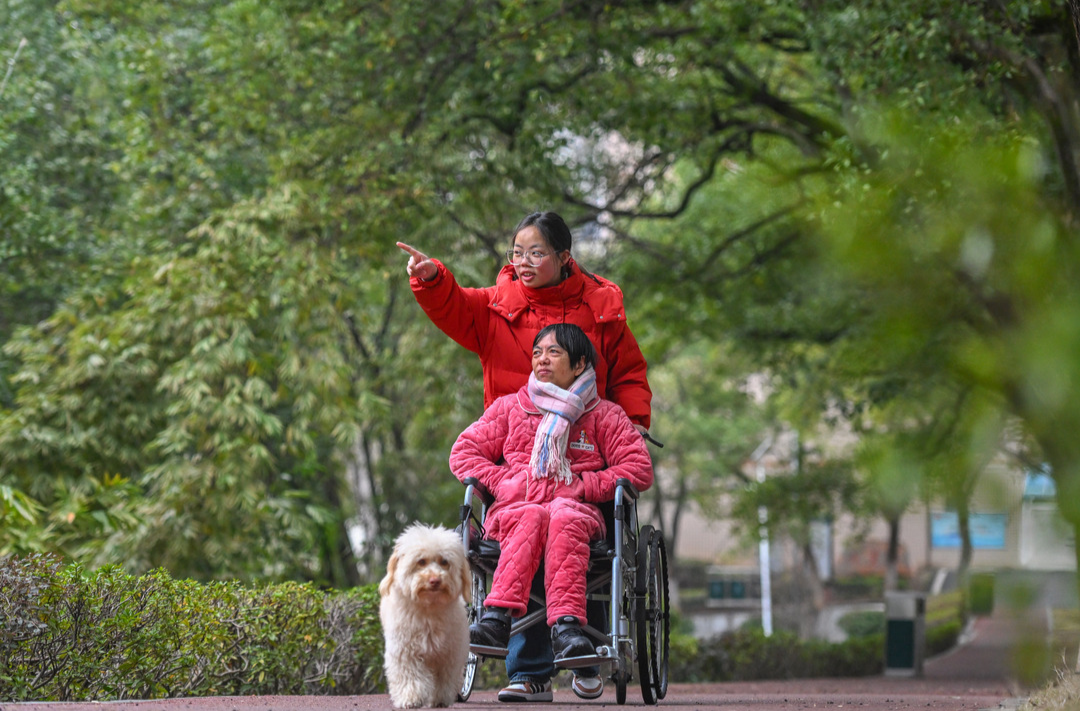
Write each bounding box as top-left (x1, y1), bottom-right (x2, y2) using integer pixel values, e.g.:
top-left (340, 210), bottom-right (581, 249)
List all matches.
top-left (397, 243), bottom-right (492, 355)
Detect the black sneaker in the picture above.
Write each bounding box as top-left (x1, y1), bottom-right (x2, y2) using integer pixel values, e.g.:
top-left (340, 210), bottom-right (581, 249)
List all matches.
top-left (470, 607), bottom-right (511, 656)
top-left (551, 616), bottom-right (594, 661)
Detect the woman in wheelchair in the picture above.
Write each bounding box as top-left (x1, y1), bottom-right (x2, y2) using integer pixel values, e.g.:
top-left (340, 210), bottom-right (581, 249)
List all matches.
top-left (400, 211), bottom-right (652, 702)
top-left (450, 323), bottom-right (653, 689)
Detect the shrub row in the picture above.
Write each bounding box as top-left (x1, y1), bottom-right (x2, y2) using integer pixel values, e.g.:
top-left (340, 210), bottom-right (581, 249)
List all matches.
top-left (0, 554), bottom-right (383, 702)
top-left (926, 618), bottom-right (963, 657)
top-left (669, 628), bottom-right (884, 682)
top-left (473, 628), bottom-right (884, 692)
top-left (0, 553), bottom-right (949, 702)
top-left (968, 573), bottom-right (995, 615)
top-left (838, 606), bottom-right (962, 661)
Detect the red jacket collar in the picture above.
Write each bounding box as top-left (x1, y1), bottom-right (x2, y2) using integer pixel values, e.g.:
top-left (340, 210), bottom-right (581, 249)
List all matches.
top-left (489, 258), bottom-right (626, 323)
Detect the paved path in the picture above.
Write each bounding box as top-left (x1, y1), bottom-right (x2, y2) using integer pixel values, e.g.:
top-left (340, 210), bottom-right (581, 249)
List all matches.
top-left (0, 614), bottom-right (1029, 711)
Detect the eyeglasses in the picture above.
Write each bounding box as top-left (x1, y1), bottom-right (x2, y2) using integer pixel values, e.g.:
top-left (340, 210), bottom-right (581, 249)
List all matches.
top-left (505, 248), bottom-right (553, 267)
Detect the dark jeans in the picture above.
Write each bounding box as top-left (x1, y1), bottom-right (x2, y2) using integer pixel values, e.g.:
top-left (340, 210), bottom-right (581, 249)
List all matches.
top-left (505, 570), bottom-right (602, 683)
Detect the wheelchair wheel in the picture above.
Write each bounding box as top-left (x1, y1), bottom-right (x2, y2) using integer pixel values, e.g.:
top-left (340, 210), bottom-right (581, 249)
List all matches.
top-left (615, 669), bottom-right (628, 704)
top-left (650, 529), bottom-right (670, 699)
top-left (458, 569), bottom-right (486, 701)
top-left (635, 525), bottom-right (657, 705)
top-left (614, 521), bottom-right (641, 706)
top-left (635, 525), bottom-right (670, 704)
top-left (459, 653), bottom-right (478, 702)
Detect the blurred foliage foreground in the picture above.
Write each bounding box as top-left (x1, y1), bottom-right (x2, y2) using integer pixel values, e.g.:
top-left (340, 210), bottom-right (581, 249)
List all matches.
top-left (1021, 672), bottom-right (1080, 711)
top-left (0, 554), bottom-right (888, 702)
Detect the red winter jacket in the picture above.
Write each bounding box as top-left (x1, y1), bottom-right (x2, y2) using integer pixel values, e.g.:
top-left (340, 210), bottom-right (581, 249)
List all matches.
top-left (449, 387), bottom-right (653, 620)
top-left (409, 259), bottom-right (652, 429)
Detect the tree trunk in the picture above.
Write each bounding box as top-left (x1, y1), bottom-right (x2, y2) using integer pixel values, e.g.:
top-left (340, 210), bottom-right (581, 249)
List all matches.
top-left (321, 471), bottom-right (361, 589)
top-left (884, 514), bottom-right (901, 592)
top-left (645, 463), bottom-right (685, 612)
top-left (647, 466), bottom-right (666, 532)
top-left (1069, 0), bottom-right (1080, 62)
top-left (964, 6), bottom-right (1080, 223)
top-left (667, 476), bottom-right (688, 559)
top-left (956, 501), bottom-right (973, 589)
top-left (802, 541), bottom-right (827, 612)
top-left (345, 429), bottom-right (384, 581)
top-left (1075, 519), bottom-right (1080, 672)
top-left (1048, 463), bottom-right (1080, 615)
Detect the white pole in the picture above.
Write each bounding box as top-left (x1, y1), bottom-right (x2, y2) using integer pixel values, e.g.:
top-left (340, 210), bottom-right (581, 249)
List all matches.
top-left (751, 435), bottom-right (774, 637)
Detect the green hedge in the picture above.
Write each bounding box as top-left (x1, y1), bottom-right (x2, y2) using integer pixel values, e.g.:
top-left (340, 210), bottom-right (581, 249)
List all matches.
top-left (968, 573), bottom-right (995, 616)
top-left (669, 628), bottom-right (884, 682)
top-left (926, 618), bottom-right (963, 657)
top-left (0, 554), bottom-right (383, 702)
top-left (838, 610), bottom-right (886, 638)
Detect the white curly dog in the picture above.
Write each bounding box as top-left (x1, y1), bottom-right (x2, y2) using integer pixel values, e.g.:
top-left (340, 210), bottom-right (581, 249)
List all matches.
top-left (380, 523), bottom-right (471, 708)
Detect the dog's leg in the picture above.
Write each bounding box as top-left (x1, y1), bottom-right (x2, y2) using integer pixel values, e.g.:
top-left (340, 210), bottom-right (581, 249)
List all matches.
top-left (430, 626), bottom-right (469, 707)
top-left (387, 652), bottom-right (439, 709)
top-left (432, 664), bottom-right (465, 707)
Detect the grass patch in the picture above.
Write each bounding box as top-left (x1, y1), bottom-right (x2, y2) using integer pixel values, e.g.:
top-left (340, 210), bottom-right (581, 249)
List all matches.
top-left (1019, 668), bottom-right (1080, 711)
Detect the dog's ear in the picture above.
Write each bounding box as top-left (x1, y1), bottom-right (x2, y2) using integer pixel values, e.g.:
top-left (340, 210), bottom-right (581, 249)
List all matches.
top-left (379, 550), bottom-right (399, 598)
top-left (459, 555), bottom-right (472, 606)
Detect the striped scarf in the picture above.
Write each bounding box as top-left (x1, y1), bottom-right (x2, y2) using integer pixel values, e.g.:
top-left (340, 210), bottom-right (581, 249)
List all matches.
top-left (527, 366), bottom-right (597, 485)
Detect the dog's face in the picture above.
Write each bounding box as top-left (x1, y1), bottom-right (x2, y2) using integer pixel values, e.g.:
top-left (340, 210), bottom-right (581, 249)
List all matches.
top-left (379, 524), bottom-right (471, 606)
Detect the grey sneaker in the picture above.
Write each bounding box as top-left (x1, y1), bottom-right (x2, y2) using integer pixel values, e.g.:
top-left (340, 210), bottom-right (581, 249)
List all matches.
top-left (571, 673), bottom-right (604, 699)
top-left (498, 680), bottom-right (553, 702)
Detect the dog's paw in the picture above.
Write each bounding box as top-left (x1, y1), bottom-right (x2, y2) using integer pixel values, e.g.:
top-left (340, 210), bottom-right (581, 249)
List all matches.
top-left (390, 694), bottom-right (428, 709)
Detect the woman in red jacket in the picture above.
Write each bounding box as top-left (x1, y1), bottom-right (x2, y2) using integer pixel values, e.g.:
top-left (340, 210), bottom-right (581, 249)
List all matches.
top-left (397, 211), bottom-right (651, 431)
top-left (397, 211), bottom-right (652, 702)
top-left (450, 324), bottom-right (652, 662)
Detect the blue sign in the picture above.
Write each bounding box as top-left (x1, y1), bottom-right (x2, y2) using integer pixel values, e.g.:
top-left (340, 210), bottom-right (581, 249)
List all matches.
top-left (1023, 471), bottom-right (1056, 500)
top-left (931, 511), bottom-right (1007, 549)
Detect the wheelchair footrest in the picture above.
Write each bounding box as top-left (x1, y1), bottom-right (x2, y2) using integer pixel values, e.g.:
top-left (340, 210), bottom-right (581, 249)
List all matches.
top-left (469, 643), bottom-right (509, 658)
top-left (553, 652), bottom-right (605, 670)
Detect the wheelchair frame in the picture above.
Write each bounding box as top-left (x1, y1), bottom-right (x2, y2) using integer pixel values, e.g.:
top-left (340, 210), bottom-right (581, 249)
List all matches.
top-left (457, 476), bottom-right (670, 705)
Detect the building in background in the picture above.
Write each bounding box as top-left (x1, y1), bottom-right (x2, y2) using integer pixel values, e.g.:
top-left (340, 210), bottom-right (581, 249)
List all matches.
top-left (671, 448), bottom-right (1077, 638)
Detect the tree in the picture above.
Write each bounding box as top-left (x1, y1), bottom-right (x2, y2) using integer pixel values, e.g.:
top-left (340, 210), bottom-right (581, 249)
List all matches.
top-left (0, 1), bottom-right (128, 405)
top-left (644, 340), bottom-right (771, 557)
top-left (0, 0), bottom-right (485, 582)
top-left (731, 437), bottom-right (865, 617)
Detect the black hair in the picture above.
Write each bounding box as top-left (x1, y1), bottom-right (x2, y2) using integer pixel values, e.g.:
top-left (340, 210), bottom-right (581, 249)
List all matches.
top-left (533, 323), bottom-right (596, 370)
top-left (512, 211), bottom-right (573, 253)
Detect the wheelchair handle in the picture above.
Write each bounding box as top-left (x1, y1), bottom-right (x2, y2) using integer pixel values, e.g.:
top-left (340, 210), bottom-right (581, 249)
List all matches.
top-left (615, 478), bottom-right (640, 500)
top-left (462, 476), bottom-right (494, 506)
top-left (642, 430), bottom-right (664, 448)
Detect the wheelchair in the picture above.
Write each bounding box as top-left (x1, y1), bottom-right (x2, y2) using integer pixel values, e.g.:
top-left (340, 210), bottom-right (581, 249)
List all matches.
top-left (456, 475), bottom-right (670, 705)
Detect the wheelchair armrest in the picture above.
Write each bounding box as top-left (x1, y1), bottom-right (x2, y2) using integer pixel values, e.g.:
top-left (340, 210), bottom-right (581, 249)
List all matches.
top-left (615, 478), bottom-right (640, 501)
top-left (462, 476), bottom-right (495, 507)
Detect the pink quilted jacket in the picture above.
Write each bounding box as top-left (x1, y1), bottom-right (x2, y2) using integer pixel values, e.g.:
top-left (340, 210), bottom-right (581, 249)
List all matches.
top-left (449, 387), bottom-right (653, 541)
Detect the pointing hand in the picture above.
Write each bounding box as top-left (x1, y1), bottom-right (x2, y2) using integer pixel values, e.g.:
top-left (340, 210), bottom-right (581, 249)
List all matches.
top-left (396, 242), bottom-right (438, 281)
